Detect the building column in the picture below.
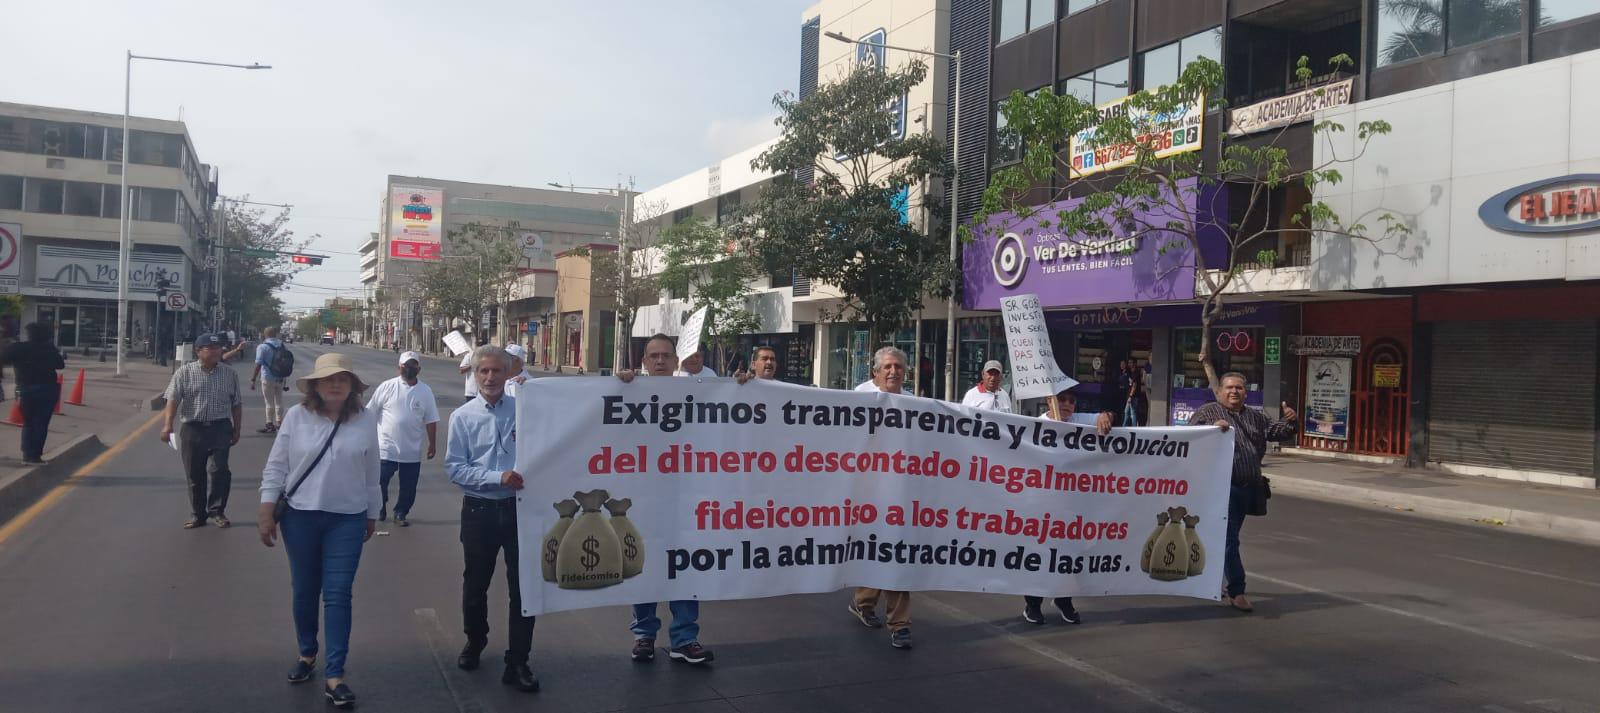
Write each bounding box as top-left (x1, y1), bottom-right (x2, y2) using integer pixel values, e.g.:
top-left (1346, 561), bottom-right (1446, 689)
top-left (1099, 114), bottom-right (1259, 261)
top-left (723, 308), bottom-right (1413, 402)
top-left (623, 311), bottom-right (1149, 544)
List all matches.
top-left (1149, 327), bottom-right (1171, 426)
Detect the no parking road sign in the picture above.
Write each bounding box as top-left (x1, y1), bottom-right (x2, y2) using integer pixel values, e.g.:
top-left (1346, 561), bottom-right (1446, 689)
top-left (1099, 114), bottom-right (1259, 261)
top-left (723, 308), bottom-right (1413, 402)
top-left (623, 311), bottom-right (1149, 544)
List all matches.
top-left (165, 291), bottom-right (188, 312)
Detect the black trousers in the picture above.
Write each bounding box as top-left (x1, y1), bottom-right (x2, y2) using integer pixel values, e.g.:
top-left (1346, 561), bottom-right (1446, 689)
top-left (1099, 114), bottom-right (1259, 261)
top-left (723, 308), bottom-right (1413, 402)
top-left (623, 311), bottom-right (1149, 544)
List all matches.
top-left (461, 496), bottom-right (536, 663)
top-left (179, 420), bottom-right (233, 518)
top-left (17, 383), bottom-right (59, 461)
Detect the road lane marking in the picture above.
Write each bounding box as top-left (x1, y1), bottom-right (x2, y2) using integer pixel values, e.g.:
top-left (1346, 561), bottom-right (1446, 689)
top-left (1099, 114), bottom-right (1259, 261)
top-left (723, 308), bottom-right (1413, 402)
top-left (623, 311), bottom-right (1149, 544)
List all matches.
top-left (413, 607), bottom-right (487, 713)
top-left (1438, 555), bottom-right (1600, 590)
top-left (922, 596), bottom-right (1209, 713)
top-left (1254, 573), bottom-right (1600, 665)
top-left (0, 411), bottom-right (163, 547)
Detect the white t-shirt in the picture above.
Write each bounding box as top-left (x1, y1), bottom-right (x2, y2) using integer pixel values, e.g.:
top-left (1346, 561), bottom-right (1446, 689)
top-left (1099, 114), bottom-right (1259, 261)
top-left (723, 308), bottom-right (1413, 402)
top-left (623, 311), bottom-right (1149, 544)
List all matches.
top-left (366, 376), bottom-right (441, 463)
top-left (505, 370), bottom-right (535, 400)
top-left (1062, 412), bottom-right (1098, 426)
top-left (460, 352), bottom-right (478, 398)
top-left (962, 386), bottom-right (1014, 413)
top-left (673, 366), bottom-right (719, 377)
top-left (854, 381), bottom-right (878, 392)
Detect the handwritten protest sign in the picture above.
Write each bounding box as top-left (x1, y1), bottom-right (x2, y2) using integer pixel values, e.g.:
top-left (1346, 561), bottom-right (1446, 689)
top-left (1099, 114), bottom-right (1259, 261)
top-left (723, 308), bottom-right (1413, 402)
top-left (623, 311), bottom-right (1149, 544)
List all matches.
top-left (677, 306), bottom-right (708, 361)
top-left (1000, 294), bottom-right (1077, 400)
top-left (515, 378), bottom-right (1232, 615)
top-left (443, 330), bottom-right (471, 357)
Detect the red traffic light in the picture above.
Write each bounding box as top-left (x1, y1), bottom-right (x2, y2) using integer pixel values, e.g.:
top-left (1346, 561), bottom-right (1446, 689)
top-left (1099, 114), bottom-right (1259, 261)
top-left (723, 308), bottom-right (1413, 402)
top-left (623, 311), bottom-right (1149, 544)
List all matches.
top-left (291, 254), bottom-right (323, 265)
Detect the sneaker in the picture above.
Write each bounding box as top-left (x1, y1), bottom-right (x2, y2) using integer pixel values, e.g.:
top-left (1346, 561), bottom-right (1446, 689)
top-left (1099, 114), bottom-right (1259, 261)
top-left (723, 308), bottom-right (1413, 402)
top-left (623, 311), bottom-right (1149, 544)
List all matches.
top-left (669, 642), bottom-right (714, 665)
top-left (256, 425), bottom-right (275, 434)
top-left (395, 515), bottom-right (410, 527)
top-left (848, 603), bottom-right (884, 629)
top-left (1022, 602), bottom-right (1045, 625)
top-left (889, 628), bottom-right (913, 649)
top-left (183, 517), bottom-right (207, 530)
top-left (285, 657), bottom-right (315, 684)
top-left (210, 515), bottom-right (231, 529)
top-left (631, 638), bottom-right (656, 662)
top-left (1056, 601), bottom-right (1081, 625)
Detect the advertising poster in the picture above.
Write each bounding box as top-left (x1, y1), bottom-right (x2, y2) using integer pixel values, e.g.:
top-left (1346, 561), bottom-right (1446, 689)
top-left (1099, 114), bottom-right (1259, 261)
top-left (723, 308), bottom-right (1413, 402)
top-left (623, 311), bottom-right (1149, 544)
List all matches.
top-left (389, 184), bottom-right (443, 261)
top-left (1304, 357), bottom-right (1352, 440)
top-left (515, 378), bottom-right (1234, 616)
top-left (1067, 90), bottom-right (1205, 178)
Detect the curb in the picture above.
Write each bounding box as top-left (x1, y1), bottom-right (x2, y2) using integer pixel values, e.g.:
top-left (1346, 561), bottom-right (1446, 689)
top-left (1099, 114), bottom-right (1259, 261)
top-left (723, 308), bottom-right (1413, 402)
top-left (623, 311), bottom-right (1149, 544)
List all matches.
top-left (0, 433), bottom-right (106, 527)
top-left (1268, 473), bottom-right (1600, 547)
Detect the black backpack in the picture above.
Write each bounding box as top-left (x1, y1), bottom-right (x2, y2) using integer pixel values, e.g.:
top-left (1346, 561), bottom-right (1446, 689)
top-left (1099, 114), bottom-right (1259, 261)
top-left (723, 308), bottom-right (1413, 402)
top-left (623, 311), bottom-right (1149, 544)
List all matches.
top-left (268, 343), bottom-right (295, 379)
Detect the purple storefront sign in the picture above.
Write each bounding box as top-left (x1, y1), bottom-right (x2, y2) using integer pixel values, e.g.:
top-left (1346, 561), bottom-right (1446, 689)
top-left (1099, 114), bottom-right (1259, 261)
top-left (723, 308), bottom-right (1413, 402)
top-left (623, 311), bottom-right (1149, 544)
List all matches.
top-left (964, 179), bottom-right (1226, 310)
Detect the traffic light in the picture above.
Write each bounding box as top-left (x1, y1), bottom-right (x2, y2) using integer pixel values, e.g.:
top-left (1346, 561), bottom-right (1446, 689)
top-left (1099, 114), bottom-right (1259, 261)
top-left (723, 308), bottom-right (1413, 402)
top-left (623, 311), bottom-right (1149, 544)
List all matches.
top-left (291, 254), bottom-right (324, 265)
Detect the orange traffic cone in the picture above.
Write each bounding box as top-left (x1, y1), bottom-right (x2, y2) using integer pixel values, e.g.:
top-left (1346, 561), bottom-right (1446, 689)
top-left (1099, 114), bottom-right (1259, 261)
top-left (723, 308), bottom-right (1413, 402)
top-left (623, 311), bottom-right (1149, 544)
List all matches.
top-left (65, 369), bottom-right (86, 406)
top-left (54, 374), bottom-right (64, 415)
top-left (3, 398), bottom-right (21, 427)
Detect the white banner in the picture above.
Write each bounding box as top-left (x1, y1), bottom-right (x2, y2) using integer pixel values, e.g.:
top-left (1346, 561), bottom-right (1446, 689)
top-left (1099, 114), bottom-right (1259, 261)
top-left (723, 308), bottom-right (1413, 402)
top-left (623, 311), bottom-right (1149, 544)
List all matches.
top-left (1000, 293), bottom-right (1076, 400)
top-left (515, 378), bottom-right (1233, 616)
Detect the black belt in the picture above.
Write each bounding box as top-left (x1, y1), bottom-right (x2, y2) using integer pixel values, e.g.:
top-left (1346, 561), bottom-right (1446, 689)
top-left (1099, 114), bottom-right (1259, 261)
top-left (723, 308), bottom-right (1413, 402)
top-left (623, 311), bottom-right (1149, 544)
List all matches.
top-left (185, 419), bottom-right (233, 427)
top-left (463, 495), bottom-right (515, 508)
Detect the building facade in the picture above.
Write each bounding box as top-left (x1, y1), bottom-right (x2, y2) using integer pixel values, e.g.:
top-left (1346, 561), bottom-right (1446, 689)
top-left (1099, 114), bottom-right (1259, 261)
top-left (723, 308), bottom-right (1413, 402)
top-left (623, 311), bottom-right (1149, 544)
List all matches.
top-left (368, 175), bottom-right (623, 353)
top-left (953, 0), bottom-right (1600, 485)
top-left (0, 102), bottom-right (216, 353)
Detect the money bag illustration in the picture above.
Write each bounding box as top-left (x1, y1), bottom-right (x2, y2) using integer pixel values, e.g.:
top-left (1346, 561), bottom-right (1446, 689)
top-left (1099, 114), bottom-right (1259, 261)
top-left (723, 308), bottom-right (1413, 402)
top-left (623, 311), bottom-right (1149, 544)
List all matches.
top-left (555, 489), bottom-right (625, 590)
top-left (1183, 514), bottom-right (1205, 576)
top-left (1140, 511), bottom-right (1169, 574)
top-left (541, 500), bottom-right (580, 583)
top-left (1148, 506), bottom-right (1191, 582)
top-left (605, 497), bottom-right (645, 579)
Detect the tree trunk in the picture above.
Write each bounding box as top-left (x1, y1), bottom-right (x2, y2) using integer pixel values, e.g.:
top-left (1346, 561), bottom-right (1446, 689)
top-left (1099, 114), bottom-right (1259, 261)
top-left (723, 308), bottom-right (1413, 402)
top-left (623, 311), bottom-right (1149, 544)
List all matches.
top-left (1198, 293), bottom-right (1224, 396)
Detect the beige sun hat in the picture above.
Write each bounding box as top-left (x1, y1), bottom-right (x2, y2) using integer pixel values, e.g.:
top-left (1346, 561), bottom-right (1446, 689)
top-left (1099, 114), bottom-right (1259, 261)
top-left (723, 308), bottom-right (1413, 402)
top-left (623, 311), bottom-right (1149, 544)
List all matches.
top-left (296, 353), bottom-right (366, 394)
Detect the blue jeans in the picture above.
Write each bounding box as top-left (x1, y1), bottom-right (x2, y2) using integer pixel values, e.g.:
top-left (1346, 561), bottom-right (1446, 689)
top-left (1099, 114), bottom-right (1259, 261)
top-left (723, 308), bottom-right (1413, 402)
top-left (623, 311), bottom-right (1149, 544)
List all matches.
top-left (17, 383), bottom-right (58, 461)
top-left (631, 600), bottom-right (700, 648)
top-left (1225, 484), bottom-right (1250, 598)
top-left (281, 507), bottom-right (367, 679)
top-left (379, 460), bottom-right (421, 518)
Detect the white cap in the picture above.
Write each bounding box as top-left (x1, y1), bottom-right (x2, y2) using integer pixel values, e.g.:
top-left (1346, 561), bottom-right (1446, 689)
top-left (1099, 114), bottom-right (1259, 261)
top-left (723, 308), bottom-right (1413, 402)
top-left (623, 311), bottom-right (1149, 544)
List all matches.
top-left (505, 344), bottom-right (527, 359)
top-left (398, 351), bottom-right (422, 366)
top-left (982, 360), bottom-right (1004, 373)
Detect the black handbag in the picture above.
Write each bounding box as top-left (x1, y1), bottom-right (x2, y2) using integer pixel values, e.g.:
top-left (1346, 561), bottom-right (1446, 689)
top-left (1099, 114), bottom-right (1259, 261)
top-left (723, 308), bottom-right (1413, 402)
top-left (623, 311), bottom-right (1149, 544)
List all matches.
top-left (273, 420), bottom-right (341, 522)
top-left (1248, 475), bottom-right (1272, 517)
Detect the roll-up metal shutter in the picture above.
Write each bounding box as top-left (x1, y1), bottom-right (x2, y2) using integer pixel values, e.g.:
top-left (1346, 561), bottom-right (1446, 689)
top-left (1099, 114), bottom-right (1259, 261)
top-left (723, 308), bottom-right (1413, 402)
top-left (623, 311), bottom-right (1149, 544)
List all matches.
top-left (1428, 319), bottom-right (1596, 476)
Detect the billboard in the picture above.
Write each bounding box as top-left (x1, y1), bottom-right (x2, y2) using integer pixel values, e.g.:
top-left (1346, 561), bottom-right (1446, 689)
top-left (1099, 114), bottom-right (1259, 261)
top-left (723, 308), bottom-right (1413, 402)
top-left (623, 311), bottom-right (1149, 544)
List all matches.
top-left (389, 184), bottom-right (443, 260)
top-left (1067, 90), bottom-right (1205, 178)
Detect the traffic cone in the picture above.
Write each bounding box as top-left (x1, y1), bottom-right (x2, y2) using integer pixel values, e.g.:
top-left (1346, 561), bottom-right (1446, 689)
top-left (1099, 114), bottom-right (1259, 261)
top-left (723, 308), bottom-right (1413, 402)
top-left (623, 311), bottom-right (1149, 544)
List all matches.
top-left (54, 374), bottom-right (64, 415)
top-left (3, 399), bottom-right (21, 427)
top-left (66, 369), bottom-right (86, 406)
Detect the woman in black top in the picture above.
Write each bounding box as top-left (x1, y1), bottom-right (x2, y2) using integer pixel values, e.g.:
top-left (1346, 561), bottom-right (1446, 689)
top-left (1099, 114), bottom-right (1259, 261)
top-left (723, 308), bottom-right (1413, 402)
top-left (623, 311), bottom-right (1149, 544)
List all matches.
top-left (4, 322), bottom-right (65, 464)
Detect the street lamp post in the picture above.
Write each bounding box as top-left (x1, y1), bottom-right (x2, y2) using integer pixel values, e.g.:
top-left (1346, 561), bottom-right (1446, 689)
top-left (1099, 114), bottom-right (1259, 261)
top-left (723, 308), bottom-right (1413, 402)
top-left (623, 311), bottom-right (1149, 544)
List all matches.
top-left (823, 32), bottom-right (962, 400)
top-left (118, 52), bottom-right (269, 377)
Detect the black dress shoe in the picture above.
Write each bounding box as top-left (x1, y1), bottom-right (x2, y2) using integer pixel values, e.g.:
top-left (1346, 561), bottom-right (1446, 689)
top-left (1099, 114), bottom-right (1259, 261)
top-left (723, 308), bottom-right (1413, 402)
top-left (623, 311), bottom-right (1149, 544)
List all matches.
top-left (501, 662), bottom-right (540, 692)
top-left (458, 642), bottom-right (484, 670)
top-left (285, 657), bottom-right (314, 683)
top-left (324, 682), bottom-right (356, 708)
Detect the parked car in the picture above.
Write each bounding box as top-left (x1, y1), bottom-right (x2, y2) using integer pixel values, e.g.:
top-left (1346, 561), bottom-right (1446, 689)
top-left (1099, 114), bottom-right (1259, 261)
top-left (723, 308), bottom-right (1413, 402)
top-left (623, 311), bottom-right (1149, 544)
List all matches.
top-left (320, 331), bottom-right (334, 345)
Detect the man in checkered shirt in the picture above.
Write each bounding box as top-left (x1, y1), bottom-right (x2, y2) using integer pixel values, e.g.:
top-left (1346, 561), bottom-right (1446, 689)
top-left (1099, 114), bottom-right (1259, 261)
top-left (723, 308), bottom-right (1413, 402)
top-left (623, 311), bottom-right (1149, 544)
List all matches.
top-left (160, 333), bottom-right (244, 530)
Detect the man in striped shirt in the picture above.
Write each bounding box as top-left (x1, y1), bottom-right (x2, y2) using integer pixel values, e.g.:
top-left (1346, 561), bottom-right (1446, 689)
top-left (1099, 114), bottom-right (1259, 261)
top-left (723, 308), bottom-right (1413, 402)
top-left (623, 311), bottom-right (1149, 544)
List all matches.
top-left (1189, 372), bottom-right (1297, 613)
top-left (160, 333), bottom-right (244, 530)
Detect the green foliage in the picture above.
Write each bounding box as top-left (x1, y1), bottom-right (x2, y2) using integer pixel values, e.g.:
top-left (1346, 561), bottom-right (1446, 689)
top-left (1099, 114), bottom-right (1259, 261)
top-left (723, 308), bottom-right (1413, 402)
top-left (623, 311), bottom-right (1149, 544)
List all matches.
top-left (741, 60), bottom-right (952, 338)
top-left (980, 55), bottom-right (1409, 389)
top-left (656, 218), bottom-right (762, 358)
top-left (414, 222), bottom-right (525, 331)
top-left (222, 201), bottom-right (307, 330)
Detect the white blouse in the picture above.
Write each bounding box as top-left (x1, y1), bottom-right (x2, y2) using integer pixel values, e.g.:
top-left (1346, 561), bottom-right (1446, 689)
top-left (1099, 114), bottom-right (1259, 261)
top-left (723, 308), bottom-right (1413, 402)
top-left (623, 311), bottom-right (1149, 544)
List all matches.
top-left (260, 404), bottom-right (382, 518)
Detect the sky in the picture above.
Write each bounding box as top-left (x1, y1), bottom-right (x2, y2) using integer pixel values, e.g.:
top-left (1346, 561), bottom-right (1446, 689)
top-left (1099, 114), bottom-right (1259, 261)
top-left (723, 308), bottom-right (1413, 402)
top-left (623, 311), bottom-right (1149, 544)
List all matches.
top-left (1, 0), bottom-right (809, 310)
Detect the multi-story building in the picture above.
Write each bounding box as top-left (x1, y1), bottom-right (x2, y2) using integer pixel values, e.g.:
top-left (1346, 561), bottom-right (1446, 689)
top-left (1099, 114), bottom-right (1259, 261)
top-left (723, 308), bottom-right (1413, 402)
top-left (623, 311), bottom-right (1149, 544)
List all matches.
top-left (951, 0), bottom-right (1600, 485)
top-left (368, 175), bottom-right (623, 354)
top-left (0, 102), bottom-right (216, 352)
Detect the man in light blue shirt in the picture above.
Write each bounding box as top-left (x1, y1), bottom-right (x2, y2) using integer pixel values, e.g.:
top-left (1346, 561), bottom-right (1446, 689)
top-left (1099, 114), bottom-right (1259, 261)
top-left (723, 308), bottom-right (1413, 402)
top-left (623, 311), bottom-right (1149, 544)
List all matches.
top-left (250, 326), bottom-right (291, 434)
top-left (445, 345), bottom-right (539, 693)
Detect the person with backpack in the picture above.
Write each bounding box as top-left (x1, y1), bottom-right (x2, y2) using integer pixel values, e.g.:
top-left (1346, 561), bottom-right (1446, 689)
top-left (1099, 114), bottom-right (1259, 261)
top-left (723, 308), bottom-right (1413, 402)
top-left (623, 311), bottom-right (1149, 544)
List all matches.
top-left (253, 326), bottom-right (295, 434)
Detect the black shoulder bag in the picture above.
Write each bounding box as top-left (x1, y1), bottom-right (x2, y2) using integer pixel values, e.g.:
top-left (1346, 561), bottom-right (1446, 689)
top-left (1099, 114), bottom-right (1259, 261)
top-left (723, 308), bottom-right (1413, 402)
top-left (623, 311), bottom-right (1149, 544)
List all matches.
top-left (273, 420), bottom-right (342, 522)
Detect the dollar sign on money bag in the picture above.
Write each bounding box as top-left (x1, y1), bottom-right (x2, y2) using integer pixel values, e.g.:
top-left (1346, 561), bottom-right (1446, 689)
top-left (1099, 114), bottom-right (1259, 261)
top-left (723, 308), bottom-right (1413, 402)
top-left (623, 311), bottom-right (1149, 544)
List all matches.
top-left (555, 489), bottom-right (624, 590)
top-left (1182, 514), bottom-right (1205, 576)
top-left (1148, 507), bottom-right (1191, 582)
top-left (541, 500), bottom-right (580, 583)
top-left (604, 497), bottom-right (645, 579)
top-left (1140, 511), bottom-right (1168, 574)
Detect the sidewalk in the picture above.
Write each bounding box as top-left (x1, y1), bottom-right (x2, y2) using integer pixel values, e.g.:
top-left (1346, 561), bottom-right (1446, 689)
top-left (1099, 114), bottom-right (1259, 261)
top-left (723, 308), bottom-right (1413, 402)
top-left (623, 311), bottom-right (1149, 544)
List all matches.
top-left (0, 356), bottom-right (173, 523)
top-left (1263, 452), bottom-right (1600, 545)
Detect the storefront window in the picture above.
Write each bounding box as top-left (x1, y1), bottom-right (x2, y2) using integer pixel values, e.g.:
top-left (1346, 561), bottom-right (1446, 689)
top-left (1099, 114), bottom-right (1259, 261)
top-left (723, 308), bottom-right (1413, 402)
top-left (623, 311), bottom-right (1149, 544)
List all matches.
top-left (958, 316), bottom-right (1006, 395)
top-left (1170, 327), bottom-right (1266, 424)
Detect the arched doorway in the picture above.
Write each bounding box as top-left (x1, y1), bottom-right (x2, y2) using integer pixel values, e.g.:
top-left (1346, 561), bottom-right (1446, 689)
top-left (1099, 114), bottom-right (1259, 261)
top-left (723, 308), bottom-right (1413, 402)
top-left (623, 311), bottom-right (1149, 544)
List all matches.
top-left (1354, 338), bottom-right (1408, 456)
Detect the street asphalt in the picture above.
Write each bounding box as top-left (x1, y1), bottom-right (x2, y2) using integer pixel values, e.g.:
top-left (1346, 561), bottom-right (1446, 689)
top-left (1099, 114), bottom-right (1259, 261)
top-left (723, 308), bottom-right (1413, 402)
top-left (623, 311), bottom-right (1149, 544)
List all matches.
top-left (0, 344), bottom-right (1595, 712)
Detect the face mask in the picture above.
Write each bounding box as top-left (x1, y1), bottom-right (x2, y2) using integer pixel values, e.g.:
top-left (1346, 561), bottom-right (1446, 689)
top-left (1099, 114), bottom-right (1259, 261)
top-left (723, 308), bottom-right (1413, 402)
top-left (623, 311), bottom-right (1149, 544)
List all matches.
top-left (401, 365), bottom-right (420, 380)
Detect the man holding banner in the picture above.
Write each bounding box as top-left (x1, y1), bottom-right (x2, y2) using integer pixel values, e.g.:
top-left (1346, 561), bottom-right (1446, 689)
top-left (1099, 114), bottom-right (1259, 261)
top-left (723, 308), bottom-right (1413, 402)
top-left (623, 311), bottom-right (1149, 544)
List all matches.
top-left (846, 346), bottom-right (917, 649)
top-left (617, 333), bottom-right (714, 665)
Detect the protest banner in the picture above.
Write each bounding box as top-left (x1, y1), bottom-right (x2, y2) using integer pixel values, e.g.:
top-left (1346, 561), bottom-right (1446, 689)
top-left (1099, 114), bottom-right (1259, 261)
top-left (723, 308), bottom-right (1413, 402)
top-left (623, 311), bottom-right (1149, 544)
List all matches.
top-left (514, 378), bottom-right (1233, 616)
top-left (999, 293), bottom-right (1077, 400)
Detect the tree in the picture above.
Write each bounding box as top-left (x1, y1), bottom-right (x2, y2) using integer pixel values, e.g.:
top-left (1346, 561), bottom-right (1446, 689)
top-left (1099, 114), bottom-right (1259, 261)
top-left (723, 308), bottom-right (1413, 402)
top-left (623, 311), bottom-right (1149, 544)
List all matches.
top-left (655, 217), bottom-right (762, 369)
top-left (740, 59), bottom-right (952, 344)
top-left (222, 200), bottom-right (309, 331)
top-left (981, 55), bottom-right (1413, 391)
top-left (414, 222), bottom-right (524, 336)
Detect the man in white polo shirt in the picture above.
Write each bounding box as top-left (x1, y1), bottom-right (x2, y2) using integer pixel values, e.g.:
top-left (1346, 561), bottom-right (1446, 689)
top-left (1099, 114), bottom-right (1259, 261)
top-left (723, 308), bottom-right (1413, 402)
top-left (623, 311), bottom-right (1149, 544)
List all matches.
top-left (367, 351), bottom-right (440, 526)
top-left (961, 360), bottom-right (1013, 413)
